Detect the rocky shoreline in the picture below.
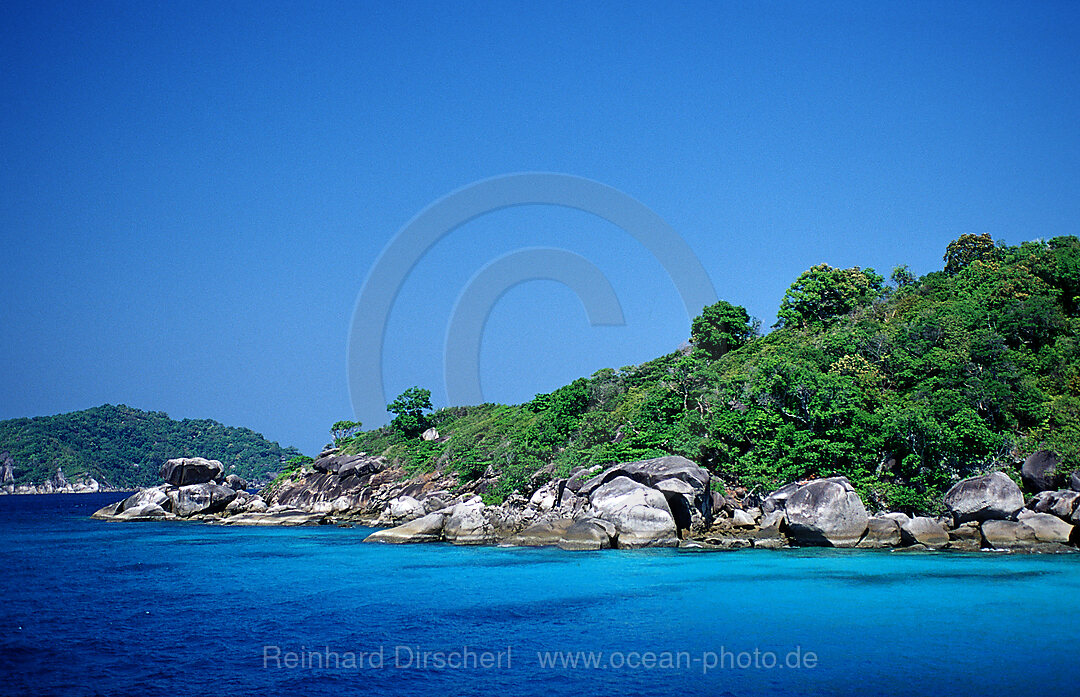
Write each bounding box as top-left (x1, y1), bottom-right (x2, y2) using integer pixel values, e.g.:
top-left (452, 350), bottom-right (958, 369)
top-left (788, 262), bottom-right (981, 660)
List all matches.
top-left (1, 452), bottom-right (126, 495)
top-left (92, 450), bottom-right (1080, 553)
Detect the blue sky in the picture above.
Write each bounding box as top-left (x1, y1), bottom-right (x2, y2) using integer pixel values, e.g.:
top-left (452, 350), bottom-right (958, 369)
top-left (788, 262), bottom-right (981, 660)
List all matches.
top-left (2, 1), bottom-right (1079, 455)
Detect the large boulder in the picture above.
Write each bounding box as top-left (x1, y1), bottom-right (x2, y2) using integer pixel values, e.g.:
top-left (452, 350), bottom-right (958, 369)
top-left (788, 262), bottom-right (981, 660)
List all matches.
top-left (1022, 513), bottom-right (1074, 544)
top-left (588, 476), bottom-right (679, 548)
top-left (442, 498), bottom-right (497, 545)
top-left (503, 518), bottom-right (575, 547)
top-left (224, 474), bottom-right (248, 491)
top-left (783, 477), bottom-right (868, 548)
top-left (981, 520), bottom-right (1038, 549)
top-left (1022, 451), bottom-right (1063, 493)
top-left (169, 482), bottom-right (237, 517)
top-left (900, 517), bottom-right (949, 548)
top-left (159, 458), bottom-right (225, 486)
top-left (578, 455), bottom-right (709, 493)
top-left (1029, 490), bottom-right (1080, 519)
top-left (944, 472), bottom-right (1024, 524)
top-left (365, 512), bottom-right (447, 543)
top-left (558, 518), bottom-right (617, 551)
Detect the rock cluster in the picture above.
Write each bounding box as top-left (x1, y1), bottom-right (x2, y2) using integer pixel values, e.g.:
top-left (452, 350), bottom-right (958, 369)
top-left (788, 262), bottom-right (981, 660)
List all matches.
top-left (91, 448), bottom-right (1080, 554)
top-left (1, 452), bottom-right (120, 495)
top-left (91, 457), bottom-right (318, 525)
top-left (367, 455), bottom-right (711, 549)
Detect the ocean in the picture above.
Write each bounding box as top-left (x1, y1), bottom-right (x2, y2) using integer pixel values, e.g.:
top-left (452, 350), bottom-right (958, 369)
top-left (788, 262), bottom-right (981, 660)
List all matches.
top-left (1, 492), bottom-right (1075, 696)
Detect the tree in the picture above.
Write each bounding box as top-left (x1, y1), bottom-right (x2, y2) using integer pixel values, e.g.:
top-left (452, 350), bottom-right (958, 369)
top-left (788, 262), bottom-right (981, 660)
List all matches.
top-left (331, 420), bottom-right (363, 443)
top-left (890, 265), bottom-right (916, 288)
top-left (943, 232), bottom-right (998, 275)
top-left (387, 387), bottom-right (433, 438)
top-left (776, 264), bottom-right (885, 328)
top-left (691, 300), bottom-right (755, 359)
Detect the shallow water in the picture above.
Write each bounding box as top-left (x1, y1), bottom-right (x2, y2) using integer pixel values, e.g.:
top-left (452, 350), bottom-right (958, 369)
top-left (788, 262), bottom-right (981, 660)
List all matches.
top-left (1, 492), bottom-right (1076, 696)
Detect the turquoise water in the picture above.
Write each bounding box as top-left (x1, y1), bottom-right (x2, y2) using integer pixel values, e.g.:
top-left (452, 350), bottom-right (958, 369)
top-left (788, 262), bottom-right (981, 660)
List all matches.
top-left (1, 493), bottom-right (1076, 696)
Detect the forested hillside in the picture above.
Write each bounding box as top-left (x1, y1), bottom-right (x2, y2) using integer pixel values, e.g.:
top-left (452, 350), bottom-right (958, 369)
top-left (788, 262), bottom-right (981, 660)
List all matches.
top-left (345, 234), bottom-right (1080, 513)
top-left (0, 404), bottom-right (300, 488)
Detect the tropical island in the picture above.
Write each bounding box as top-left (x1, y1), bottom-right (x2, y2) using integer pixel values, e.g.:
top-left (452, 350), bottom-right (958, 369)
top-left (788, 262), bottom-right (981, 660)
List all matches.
top-left (0, 404), bottom-right (300, 494)
top-left (92, 234), bottom-right (1080, 552)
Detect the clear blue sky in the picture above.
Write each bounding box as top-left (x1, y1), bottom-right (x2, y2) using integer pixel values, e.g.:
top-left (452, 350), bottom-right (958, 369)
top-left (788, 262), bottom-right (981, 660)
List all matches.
top-left (2, 1), bottom-right (1079, 455)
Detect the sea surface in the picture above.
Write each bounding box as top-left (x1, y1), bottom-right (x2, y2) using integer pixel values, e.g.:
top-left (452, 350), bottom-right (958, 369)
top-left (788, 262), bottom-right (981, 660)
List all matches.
top-left (1, 492), bottom-right (1076, 697)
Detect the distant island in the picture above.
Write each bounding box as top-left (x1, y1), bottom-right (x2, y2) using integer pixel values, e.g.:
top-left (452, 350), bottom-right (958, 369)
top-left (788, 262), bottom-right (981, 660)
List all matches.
top-left (0, 404), bottom-right (301, 494)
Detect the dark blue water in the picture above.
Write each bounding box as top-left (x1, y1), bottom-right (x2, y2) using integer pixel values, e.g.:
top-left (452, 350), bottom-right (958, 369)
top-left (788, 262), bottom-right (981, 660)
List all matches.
top-left (1, 493), bottom-right (1076, 696)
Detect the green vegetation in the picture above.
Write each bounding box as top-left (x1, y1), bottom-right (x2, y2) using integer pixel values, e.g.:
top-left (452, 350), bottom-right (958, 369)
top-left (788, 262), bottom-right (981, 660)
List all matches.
top-left (331, 420), bottom-right (363, 444)
top-left (387, 387), bottom-right (434, 438)
top-left (0, 404), bottom-right (302, 488)
top-left (345, 235), bottom-right (1080, 512)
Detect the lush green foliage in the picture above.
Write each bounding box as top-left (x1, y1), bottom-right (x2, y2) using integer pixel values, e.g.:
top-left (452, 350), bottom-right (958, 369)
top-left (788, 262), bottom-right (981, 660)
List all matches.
top-left (0, 404), bottom-right (301, 487)
top-left (690, 300), bottom-right (756, 359)
top-left (387, 387), bottom-right (434, 438)
top-left (776, 264), bottom-right (885, 328)
top-left (345, 236), bottom-right (1080, 512)
top-left (943, 232), bottom-right (999, 275)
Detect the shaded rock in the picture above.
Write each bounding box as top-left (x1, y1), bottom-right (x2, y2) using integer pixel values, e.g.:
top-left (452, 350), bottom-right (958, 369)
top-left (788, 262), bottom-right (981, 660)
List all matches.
top-left (224, 474), bottom-right (248, 491)
top-left (364, 512), bottom-right (447, 543)
top-left (948, 522), bottom-right (981, 541)
top-left (1022, 450), bottom-right (1063, 493)
top-left (753, 537), bottom-right (787, 550)
top-left (557, 519), bottom-right (617, 551)
top-left (588, 476), bottom-right (678, 548)
top-left (856, 517), bottom-right (902, 548)
top-left (784, 477), bottom-right (868, 548)
top-left (503, 518), bottom-right (574, 547)
top-left (900, 517), bottom-right (949, 548)
top-left (944, 472), bottom-right (1024, 524)
top-left (159, 458), bottom-right (224, 486)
